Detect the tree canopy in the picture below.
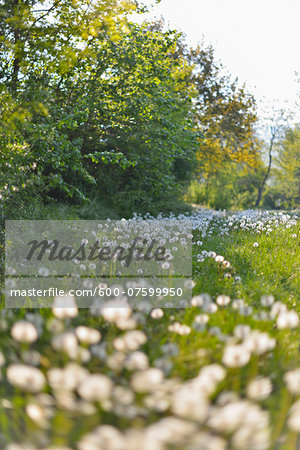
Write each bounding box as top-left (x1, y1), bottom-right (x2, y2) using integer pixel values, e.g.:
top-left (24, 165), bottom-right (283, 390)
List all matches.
top-left (1, 2), bottom-right (288, 217)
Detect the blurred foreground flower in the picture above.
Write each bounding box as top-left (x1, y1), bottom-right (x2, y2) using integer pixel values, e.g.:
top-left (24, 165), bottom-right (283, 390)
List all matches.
top-left (7, 364), bottom-right (46, 392)
top-left (52, 295), bottom-right (78, 319)
top-left (246, 377), bottom-right (272, 401)
top-left (11, 321), bottom-right (38, 343)
top-left (222, 345), bottom-right (251, 368)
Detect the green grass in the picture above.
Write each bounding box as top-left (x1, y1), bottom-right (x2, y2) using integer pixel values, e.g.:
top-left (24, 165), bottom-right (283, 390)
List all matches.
top-left (193, 222), bottom-right (300, 304)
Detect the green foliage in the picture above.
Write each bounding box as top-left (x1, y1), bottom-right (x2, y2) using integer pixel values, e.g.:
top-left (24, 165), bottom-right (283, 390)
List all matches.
top-left (2, 2), bottom-right (297, 217)
top-left (260, 126), bottom-right (300, 210)
top-left (186, 163), bottom-right (264, 210)
top-left (0, 5), bottom-right (200, 218)
top-left (0, 0), bottom-right (138, 91)
top-left (0, 0), bottom-right (142, 217)
top-left (274, 127), bottom-right (300, 208)
top-left (185, 43), bottom-right (259, 173)
top-left (172, 36), bottom-right (263, 211)
top-left (80, 24), bottom-right (199, 214)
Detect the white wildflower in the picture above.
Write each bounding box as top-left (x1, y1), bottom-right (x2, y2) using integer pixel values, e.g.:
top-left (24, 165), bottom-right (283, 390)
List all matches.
top-left (78, 425), bottom-right (124, 450)
top-left (150, 309), bottom-right (164, 319)
top-left (244, 331), bottom-right (276, 355)
top-left (287, 400), bottom-right (300, 431)
top-left (270, 302), bottom-right (287, 319)
top-left (171, 385), bottom-right (209, 421)
top-left (216, 295), bottom-right (230, 306)
top-left (284, 368), bottom-right (300, 394)
top-left (234, 325), bottom-right (251, 340)
top-left (11, 321), bottom-right (38, 343)
top-left (276, 311), bottom-right (299, 329)
top-left (246, 377), bottom-right (272, 401)
top-left (47, 363), bottom-right (89, 391)
top-left (194, 314), bottom-right (209, 324)
top-left (101, 300), bottom-right (131, 324)
top-left (52, 295), bottom-right (78, 319)
top-left (124, 352), bottom-right (149, 371)
top-left (25, 403), bottom-right (48, 427)
top-left (222, 345), bottom-right (251, 368)
top-left (75, 326), bottom-right (101, 344)
top-left (77, 374), bottom-right (113, 402)
top-left (131, 368), bottom-right (164, 393)
top-left (51, 332), bottom-right (78, 359)
top-left (7, 364), bottom-right (46, 393)
top-left (215, 255), bottom-right (224, 263)
top-left (260, 295), bottom-right (275, 307)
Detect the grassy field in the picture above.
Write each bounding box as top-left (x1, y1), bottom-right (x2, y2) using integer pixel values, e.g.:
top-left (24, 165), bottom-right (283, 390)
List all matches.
top-left (1, 209), bottom-right (300, 449)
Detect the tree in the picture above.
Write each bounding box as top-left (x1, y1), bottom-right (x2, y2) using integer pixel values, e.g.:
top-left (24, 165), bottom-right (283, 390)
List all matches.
top-left (140, 25), bottom-right (262, 210)
top-left (186, 43), bottom-right (259, 176)
top-left (274, 126), bottom-right (300, 208)
top-left (255, 106), bottom-right (288, 207)
top-left (0, 0), bottom-right (141, 213)
top-left (0, 0), bottom-right (139, 92)
top-left (169, 39), bottom-right (261, 209)
top-left (145, 26), bottom-right (260, 176)
top-left (66, 23), bottom-right (199, 213)
top-left (0, 5), bottom-right (200, 216)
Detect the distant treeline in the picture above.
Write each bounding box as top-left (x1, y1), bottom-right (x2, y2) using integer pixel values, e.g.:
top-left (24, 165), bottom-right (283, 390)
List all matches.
top-left (0, 1), bottom-right (298, 220)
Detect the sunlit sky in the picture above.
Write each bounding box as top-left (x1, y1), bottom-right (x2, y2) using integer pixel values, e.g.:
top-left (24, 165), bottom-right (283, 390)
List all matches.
top-left (132, 0), bottom-right (300, 119)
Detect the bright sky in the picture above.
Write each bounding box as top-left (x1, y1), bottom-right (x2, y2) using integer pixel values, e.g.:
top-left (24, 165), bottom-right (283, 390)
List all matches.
top-left (133, 0), bottom-right (300, 119)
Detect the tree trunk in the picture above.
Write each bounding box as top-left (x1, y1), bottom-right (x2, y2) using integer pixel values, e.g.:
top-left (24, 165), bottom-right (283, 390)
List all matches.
top-left (11, 0), bottom-right (20, 94)
top-left (255, 130), bottom-right (275, 207)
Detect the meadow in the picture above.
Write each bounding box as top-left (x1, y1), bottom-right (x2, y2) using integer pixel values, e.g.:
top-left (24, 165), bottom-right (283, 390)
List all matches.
top-left (0, 208), bottom-right (300, 450)
top-left (1, 1), bottom-right (300, 448)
